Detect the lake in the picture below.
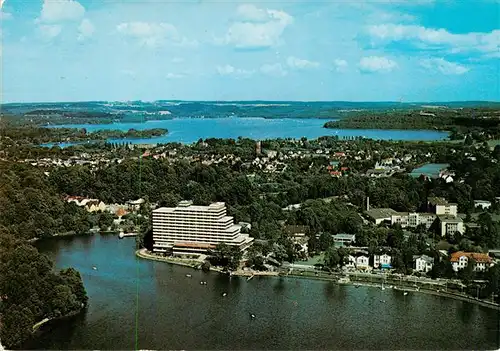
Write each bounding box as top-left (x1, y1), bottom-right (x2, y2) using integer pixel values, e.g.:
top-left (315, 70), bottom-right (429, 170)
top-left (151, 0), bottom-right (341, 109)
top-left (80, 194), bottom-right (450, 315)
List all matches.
top-left (44, 118), bottom-right (449, 146)
top-left (28, 235), bottom-right (499, 350)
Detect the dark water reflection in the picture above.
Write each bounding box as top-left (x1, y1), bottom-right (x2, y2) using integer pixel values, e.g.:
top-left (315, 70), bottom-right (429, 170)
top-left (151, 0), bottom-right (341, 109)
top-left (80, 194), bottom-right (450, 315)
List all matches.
top-left (27, 235), bottom-right (499, 350)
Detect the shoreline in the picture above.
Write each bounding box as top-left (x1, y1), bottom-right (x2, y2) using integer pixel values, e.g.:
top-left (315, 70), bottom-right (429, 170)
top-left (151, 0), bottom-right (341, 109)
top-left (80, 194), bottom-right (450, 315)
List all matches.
top-left (136, 249), bottom-right (500, 311)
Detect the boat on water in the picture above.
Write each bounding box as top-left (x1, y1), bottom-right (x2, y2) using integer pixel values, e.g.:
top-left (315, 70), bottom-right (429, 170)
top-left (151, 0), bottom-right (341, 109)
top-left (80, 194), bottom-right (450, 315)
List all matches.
top-left (403, 291), bottom-right (408, 296)
top-left (200, 281), bottom-right (207, 285)
top-left (186, 274), bottom-right (192, 278)
top-left (92, 266), bottom-right (97, 270)
top-left (222, 292), bottom-right (227, 297)
top-left (249, 313), bottom-right (256, 319)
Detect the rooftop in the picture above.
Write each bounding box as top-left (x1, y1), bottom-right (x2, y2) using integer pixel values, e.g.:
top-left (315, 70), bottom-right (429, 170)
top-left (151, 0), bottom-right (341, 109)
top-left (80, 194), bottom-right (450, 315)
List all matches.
top-left (366, 208), bottom-right (398, 220)
top-left (438, 215), bottom-right (463, 223)
top-left (154, 202), bottom-right (227, 213)
top-left (428, 197), bottom-right (457, 206)
top-left (333, 233), bottom-right (356, 240)
top-left (450, 251), bottom-right (492, 263)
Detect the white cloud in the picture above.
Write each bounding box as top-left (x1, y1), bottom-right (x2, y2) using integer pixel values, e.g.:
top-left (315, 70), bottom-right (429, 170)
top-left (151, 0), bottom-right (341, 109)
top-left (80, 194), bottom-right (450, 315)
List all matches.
top-left (286, 56), bottom-right (319, 69)
top-left (367, 24), bottom-right (500, 56)
top-left (117, 22), bottom-right (197, 48)
top-left (216, 64), bottom-right (254, 78)
top-left (121, 69), bottom-right (136, 78)
top-left (0, 11), bottom-right (12, 20)
top-left (420, 58), bottom-right (469, 75)
top-left (165, 73), bottom-right (185, 79)
top-left (359, 56), bottom-right (397, 73)
top-left (39, 0), bottom-right (85, 23)
top-left (39, 24), bottom-right (62, 39)
top-left (333, 59), bottom-right (348, 72)
top-left (221, 4), bottom-right (293, 49)
top-left (77, 18), bottom-right (94, 41)
top-left (260, 63), bottom-right (288, 77)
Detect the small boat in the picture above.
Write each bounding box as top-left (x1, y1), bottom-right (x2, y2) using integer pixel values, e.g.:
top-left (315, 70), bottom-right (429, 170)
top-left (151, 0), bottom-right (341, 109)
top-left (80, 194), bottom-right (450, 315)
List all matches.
top-left (92, 266), bottom-right (97, 270)
top-left (250, 313), bottom-right (256, 319)
top-left (380, 300), bottom-right (386, 303)
top-left (186, 274), bottom-right (192, 278)
top-left (222, 292), bottom-right (227, 297)
top-left (403, 292), bottom-right (408, 296)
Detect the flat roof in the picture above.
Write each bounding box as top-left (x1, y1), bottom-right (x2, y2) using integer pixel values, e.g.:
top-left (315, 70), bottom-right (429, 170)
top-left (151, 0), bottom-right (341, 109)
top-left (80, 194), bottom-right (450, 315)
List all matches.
top-left (154, 202), bottom-right (226, 213)
top-left (333, 233), bottom-right (355, 240)
top-left (438, 215), bottom-right (463, 223)
top-left (366, 208), bottom-right (398, 219)
top-left (428, 197), bottom-right (457, 206)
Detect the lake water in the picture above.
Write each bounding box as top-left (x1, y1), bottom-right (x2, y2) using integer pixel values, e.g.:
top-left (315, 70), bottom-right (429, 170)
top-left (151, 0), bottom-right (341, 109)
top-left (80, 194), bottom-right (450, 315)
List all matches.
top-left (44, 118), bottom-right (449, 146)
top-left (29, 235), bottom-right (499, 350)
top-left (410, 163), bottom-right (450, 178)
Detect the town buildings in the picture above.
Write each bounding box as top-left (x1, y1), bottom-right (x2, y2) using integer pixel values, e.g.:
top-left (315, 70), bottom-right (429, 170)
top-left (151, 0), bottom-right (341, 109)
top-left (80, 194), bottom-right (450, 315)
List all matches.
top-left (152, 201), bottom-right (254, 254)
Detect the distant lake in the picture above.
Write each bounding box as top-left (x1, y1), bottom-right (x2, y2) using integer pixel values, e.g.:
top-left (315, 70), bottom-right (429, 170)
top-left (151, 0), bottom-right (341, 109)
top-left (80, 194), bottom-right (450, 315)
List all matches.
top-left (28, 235), bottom-right (499, 350)
top-left (43, 118), bottom-right (449, 147)
top-left (410, 163), bottom-right (450, 178)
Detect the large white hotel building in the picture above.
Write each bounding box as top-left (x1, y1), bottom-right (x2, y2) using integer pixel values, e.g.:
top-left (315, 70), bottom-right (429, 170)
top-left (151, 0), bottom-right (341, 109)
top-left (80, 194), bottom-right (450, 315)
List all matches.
top-left (152, 201), bottom-right (253, 254)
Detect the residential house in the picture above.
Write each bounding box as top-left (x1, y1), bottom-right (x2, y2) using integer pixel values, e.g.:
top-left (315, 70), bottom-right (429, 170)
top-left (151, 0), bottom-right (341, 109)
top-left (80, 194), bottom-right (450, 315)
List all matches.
top-left (450, 251), bottom-right (493, 272)
top-left (333, 233), bottom-right (355, 247)
top-left (374, 253), bottom-right (392, 269)
top-left (356, 255), bottom-right (370, 270)
top-left (346, 255), bottom-right (356, 269)
top-left (284, 225), bottom-right (309, 239)
top-left (414, 255), bottom-right (434, 273)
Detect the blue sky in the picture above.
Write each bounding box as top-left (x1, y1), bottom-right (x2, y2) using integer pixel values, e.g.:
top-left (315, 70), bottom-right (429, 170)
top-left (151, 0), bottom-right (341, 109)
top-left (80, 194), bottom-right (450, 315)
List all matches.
top-left (1, 0), bottom-right (499, 102)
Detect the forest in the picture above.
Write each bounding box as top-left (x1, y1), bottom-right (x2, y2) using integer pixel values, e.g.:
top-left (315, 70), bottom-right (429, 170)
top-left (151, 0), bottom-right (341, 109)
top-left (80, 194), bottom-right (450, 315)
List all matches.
top-left (0, 162), bottom-right (89, 349)
top-left (324, 107), bottom-right (500, 140)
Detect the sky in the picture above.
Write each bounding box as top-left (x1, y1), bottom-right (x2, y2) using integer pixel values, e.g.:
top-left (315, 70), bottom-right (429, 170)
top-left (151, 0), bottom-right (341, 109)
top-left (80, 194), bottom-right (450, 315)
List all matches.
top-left (1, 0), bottom-right (499, 103)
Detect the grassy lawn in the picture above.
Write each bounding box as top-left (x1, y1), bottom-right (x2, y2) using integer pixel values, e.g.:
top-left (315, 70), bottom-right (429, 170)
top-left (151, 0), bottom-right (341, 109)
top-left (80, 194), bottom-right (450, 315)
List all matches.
top-left (301, 253), bottom-right (325, 266)
top-left (487, 139), bottom-right (500, 149)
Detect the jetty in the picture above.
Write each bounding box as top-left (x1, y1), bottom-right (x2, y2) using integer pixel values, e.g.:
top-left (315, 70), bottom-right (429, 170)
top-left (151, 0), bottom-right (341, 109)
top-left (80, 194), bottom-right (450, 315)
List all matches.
top-left (119, 232), bottom-right (138, 239)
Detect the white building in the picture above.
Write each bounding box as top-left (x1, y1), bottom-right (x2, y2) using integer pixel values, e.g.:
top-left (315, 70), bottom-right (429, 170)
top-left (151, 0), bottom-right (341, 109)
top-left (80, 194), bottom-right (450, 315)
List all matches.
top-left (356, 255), bottom-right (370, 270)
top-left (438, 215), bottom-right (464, 236)
top-left (414, 255), bottom-right (434, 273)
top-left (152, 201), bottom-right (254, 254)
top-left (391, 212), bottom-right (436, 229)
top-left (450, 251), bottom-right (493, 272)
top-left (346, 255), bottom-right (356, 269)
top-left (428, 197), bottom-right (458, 217)
top-left (474, 200), bottom-right (492, 209)
top-left (374, 254), bottom-right (392, 269)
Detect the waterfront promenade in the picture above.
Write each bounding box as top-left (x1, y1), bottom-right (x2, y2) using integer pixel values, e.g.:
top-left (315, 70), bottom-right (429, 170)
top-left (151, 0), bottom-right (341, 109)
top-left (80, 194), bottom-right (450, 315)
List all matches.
top-left (136, 249), bottom-right (499, 310)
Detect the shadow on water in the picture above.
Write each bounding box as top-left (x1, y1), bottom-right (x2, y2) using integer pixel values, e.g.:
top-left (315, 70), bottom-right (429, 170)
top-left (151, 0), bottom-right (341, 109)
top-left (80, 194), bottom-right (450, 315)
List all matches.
top-left (23, 310), bottom-right (87, 350)
top-left (323, 281), bottom-right (336, 300)
top-left (273, 276), bottom-right (287, 293)
top-left (457, 302), bottom-right (475, 324)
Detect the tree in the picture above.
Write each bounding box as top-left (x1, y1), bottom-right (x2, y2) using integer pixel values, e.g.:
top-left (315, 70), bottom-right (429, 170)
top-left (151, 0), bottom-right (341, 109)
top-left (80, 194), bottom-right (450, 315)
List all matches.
top-left (98, 212), bottom-right (114, 231)
top-left (324, 247), bottom-right (340, 269)
top-left (318, 232), bottom-right (333, 251)
top-left (460, 258), bottom-right (476, 286)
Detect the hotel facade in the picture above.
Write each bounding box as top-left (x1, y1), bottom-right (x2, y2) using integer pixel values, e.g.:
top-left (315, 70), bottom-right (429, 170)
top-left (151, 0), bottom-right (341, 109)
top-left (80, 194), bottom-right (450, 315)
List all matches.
top-left (152, 201), bottom-right (253, 254)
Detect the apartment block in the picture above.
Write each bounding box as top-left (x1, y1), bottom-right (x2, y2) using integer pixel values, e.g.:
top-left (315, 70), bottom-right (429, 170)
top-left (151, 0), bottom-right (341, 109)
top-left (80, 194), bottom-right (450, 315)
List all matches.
top-left (152, 201), bottom-right (253, 254)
